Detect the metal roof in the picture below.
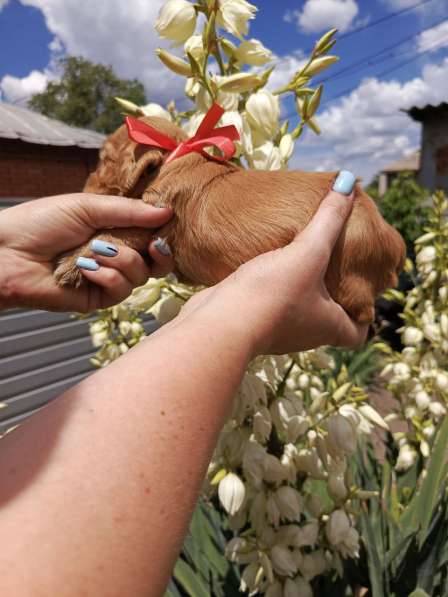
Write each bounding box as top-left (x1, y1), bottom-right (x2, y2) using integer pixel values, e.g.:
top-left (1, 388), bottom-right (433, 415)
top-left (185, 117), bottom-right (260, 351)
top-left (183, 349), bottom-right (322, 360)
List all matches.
top-left (407, 102), bottom-right (448, 122)
top-left (0, 102), bottom-right (105, 149)
top-left (381, 150), bottom-right (420, 173)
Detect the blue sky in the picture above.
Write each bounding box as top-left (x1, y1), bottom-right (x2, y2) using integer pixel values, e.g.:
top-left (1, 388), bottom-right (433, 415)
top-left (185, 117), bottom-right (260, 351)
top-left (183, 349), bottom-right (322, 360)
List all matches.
top-left (1, 0), bottom-right (447, 181)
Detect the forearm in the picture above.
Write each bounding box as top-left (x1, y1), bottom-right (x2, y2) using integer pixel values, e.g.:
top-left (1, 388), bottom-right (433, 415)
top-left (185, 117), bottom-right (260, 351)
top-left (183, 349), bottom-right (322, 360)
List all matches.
top-left (0, 305), bottom-right (252, 596)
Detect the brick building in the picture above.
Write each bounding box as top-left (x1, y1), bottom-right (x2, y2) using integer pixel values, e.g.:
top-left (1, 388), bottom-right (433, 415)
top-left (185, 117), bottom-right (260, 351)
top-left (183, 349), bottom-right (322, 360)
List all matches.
top-left (0, 102), bottom-right (103, 203)
top-left (0, 103), bottom-right (104, 431)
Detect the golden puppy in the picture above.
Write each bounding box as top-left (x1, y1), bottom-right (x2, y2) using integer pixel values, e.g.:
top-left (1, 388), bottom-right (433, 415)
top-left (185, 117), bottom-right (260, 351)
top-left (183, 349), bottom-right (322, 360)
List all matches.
top-left (54, 115), bottom-right (406, 324)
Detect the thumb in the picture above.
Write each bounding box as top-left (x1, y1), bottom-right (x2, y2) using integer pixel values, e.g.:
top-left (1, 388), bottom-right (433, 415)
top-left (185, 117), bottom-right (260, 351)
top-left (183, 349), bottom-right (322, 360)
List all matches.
top-left (75, 194), bottom-right (173, 230)
top-left (293, 171), bottom-right (356, 265)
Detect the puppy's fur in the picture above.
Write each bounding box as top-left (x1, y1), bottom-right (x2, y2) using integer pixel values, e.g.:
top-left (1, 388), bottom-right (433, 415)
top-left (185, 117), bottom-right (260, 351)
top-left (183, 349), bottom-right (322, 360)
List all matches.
top-left (54, 116), bottom-right (406, 323)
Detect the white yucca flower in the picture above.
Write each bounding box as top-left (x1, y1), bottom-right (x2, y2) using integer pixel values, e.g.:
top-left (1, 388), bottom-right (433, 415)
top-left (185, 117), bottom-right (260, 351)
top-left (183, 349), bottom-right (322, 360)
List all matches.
top-left (155, 0), bottom-right (197, 44)
top-left (250, 141), bottom-right (282, 170)
top-left (270, 545), bottom-right (297, 577)
top-left (325, 509), bottom-right (351, 546)
top-left (246, 89), bottom-right (280, 140)
top-left (217, 0), bottom-right (257, 39)
top-left (218, 472), bottom-right (246, 515)
top-left (235, 38), bottom-right (272, 65)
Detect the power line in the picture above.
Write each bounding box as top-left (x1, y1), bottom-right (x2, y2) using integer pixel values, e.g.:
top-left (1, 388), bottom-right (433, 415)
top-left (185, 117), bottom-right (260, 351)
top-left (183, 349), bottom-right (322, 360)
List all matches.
top-left (337, 0), bottom-right (439, 42)
top-left (323, 37), bottom-right (448, 106)
top-left (281, 35), bottom-right (448, 121)
top-left (318, 16), bottom-right (447, 84)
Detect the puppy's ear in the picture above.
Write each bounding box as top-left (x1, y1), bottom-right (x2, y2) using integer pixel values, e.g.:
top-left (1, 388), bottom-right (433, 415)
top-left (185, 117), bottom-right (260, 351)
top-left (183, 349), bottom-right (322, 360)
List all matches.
top-left (84, 116), bottom-right (187, 196)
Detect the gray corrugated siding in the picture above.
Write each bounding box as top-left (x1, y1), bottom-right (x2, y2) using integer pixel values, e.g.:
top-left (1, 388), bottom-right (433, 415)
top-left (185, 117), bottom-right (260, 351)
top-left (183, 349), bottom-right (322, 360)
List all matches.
top-left (0, 308), bottom-right (97, 431)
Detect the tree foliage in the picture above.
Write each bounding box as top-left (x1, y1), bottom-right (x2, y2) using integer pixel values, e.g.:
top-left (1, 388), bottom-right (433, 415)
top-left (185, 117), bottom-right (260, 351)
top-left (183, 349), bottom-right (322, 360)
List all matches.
top-left (28, 56), bottom-right (146, 134)
top-left (373, 172), bottom-right (430, 255)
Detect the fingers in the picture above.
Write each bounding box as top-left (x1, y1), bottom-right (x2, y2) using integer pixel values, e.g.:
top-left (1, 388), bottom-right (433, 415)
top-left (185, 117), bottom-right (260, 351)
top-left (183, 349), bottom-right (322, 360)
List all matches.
top-left (328, 303), bottom-right (369, 349)
top-left (91, 242), bottom-right (152, 287)
top-left (148, 237), bottom-right (175, 278)
top-left (292, 171), bottom-right (356, 267)
top-left (79, 266), bottom-right (134, 307)
top-left (74, 194), bottom-right (173, 230)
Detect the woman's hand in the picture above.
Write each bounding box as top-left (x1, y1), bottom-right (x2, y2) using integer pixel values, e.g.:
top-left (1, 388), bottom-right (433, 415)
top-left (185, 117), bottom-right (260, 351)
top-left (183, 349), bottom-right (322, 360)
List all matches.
top-left (0, 193), bottom-right (173, 312)
top-left (180, 182), bottom-right (368, 356)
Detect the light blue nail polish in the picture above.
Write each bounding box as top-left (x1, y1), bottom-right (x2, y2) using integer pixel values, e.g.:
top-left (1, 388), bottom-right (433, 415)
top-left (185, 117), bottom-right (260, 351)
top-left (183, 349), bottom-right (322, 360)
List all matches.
top-left (154, 237), bottom-right (172, 257)
top-left (76, 257), bottom-right (100, 271)
top-left (333, 170), bottom-right (356, 195)
top-left (90, 239), bottom-right (119, 257)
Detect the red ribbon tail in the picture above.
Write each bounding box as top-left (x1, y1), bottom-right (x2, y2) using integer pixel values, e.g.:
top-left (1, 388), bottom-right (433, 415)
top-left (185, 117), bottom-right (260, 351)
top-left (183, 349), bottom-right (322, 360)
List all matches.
top-left (125, 116), bottom-right (178, 151)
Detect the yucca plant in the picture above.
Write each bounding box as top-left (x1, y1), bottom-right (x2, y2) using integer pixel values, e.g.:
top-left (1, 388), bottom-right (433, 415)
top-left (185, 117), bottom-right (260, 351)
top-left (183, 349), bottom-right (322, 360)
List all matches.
top-left (348, 415), bottom-right (448, 597)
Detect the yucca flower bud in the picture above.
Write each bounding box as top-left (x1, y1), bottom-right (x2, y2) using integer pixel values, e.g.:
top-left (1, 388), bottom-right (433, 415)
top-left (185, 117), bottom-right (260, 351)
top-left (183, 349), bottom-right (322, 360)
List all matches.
top-left (155, 0), bottom-right (197, 44)
top-left (246, 89), bottom-right (280, 139)
top-left (325, 509), bottom-right (351, 546)
top-left (218, 472), bottom-right (246, 515)
top-left (235, 38), bottom-right (272, 65)
top-left (217, 0), bottom-right (257, 40)
top-left (302, 55), bottom-right (339, 77)
top-left (155, 48), bottom-right (192, 76)
top-left (217, 71), bottom-right (262, 93)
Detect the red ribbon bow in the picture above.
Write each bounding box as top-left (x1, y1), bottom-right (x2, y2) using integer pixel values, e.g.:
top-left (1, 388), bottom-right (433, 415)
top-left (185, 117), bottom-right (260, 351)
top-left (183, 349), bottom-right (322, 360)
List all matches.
top-left (125, 103), bottom-right (240, 165)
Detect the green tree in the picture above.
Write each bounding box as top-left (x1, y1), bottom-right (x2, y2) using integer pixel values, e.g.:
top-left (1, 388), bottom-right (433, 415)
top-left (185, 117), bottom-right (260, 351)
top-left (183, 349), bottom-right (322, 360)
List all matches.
top-left (370, 172), bottom-right (430, 254)
top-left (28, 56), bottom-right (146, 134)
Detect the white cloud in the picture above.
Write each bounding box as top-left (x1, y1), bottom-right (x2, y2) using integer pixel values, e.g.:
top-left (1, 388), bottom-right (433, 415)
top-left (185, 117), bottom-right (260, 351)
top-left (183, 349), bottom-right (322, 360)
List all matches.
top-left (0, 0), bottom-right (9, 11)
top-left (285, 0), bottom-right (359, 33)
top-left (417, 21), bottom-right (448, 53)
top-left (290, 57), bottom-right (448, 183)
top-left (8, 0), bottom-right (186, 105)
top-left (0, 70), bottom-right (50, 104)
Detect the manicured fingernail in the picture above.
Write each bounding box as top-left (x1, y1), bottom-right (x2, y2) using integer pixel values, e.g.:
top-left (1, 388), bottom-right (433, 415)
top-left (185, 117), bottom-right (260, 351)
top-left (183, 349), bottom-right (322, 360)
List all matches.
top-left (90, 239), bottom-right (119, 257)
top-left (333, 170), bottom-right (356, 195)
top-left (76, 257), bottom-right (99, 271)
top-left (153, 237), bottom-right (172, 256)
top-left (154, 201), bottom-right (165, 208)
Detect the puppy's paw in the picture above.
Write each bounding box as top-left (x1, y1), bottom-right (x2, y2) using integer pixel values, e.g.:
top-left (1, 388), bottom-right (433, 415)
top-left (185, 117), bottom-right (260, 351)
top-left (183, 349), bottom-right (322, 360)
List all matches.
top-left (54, 250), bottom-right (88, 289)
